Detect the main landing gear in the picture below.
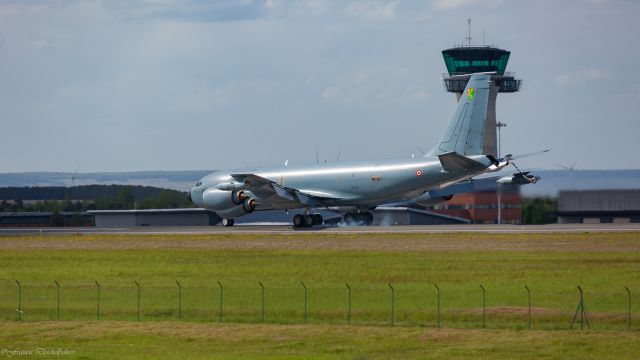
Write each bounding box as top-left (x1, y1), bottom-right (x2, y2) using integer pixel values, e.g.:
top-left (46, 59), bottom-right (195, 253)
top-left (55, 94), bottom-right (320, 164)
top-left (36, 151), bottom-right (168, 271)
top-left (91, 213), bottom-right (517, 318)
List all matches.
top-left (343, 212), bottom-right (374, 226)
top-left (292, 213), bottom-right (324, 228)
top-left (221, 218), bottom-right (234, 227)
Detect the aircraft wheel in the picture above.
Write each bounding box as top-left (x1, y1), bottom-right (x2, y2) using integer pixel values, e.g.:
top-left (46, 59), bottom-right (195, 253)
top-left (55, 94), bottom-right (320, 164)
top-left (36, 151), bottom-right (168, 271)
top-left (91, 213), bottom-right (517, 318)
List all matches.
top-left (293, 214), bottom-right (305, 228)
top-left (343, 213), bottom-right (354, 225)
top-left (312, 214), bottom-right (324, 226)
top-left (222, 218), bottom-right (234, 227)
top-left (353, 213), bottom-right (364, 225)
top-left (304, 214), bottom-right (315, 227)
top-left (364, 212), bottom-right (374, 225)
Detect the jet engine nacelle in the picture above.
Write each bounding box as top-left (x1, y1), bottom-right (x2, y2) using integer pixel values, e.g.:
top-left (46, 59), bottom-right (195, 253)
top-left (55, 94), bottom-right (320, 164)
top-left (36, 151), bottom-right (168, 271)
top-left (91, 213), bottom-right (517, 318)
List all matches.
top-left (215, 181), bottom-right (247, 191)
top-left (202, 188), bottom-right (253, 211)
top-left (497, 172), bottom-right (538, 185)
top-left (216, 198), bottom-right (258, 219)
top-left (414, 194), bottom-right (453, 206)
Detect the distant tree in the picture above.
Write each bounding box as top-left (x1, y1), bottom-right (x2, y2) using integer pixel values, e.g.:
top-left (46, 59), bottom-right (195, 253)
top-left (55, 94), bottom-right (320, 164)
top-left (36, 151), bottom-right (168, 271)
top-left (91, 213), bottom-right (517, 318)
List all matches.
top-left (115, 187), bottom-right (135, 209)
top-left (61, 199), bottom-right (74, 212)
top-left (521, 197), bottom-right (558, 224)
top-left (11, 200), bottom-right (24, 212)
top-left (0, 185), bottom-right (193, 211)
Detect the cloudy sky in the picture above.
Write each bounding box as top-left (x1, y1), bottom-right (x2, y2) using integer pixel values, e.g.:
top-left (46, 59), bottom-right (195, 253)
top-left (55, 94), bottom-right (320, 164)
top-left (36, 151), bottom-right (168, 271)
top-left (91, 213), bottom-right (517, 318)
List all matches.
top-left (1, 0), bottom-right (638, 172)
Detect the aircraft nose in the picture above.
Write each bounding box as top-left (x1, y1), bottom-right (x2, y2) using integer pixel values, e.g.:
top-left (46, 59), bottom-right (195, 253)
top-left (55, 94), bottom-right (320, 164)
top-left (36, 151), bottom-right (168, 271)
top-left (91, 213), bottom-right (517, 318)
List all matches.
top-left (187, 188), bottom-right (193, 202)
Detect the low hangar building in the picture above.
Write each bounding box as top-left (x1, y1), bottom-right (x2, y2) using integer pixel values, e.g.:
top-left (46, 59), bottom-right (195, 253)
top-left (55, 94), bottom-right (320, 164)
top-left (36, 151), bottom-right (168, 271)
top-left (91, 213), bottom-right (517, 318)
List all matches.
top-left (89, 209), bottom-right (221, 227)
top-left (557, 190), bottom-right (640, 224)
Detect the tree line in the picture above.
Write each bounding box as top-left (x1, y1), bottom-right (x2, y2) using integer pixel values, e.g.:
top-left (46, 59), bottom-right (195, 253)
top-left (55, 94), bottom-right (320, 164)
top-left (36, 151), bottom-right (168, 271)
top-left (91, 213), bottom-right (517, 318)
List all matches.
top-left (0, 185), bottom-right (194, 212)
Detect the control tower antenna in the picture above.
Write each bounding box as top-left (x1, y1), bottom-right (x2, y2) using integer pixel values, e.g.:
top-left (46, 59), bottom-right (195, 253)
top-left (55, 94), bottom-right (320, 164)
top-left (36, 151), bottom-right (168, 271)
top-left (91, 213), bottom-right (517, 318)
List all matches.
top-left (466, 18), bottom-right (472, 45)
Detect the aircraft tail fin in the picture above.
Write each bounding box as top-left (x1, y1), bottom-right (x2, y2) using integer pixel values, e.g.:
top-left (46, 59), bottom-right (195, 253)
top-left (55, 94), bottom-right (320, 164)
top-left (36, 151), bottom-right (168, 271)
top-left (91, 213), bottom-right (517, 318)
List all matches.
top-left (430, 73), bottom-right (491, 156)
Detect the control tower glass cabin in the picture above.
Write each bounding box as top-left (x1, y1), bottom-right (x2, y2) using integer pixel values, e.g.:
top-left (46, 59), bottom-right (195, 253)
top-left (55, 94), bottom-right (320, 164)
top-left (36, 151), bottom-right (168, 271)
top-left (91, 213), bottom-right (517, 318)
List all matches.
top-left (441, 46), bottom-right (521, 157)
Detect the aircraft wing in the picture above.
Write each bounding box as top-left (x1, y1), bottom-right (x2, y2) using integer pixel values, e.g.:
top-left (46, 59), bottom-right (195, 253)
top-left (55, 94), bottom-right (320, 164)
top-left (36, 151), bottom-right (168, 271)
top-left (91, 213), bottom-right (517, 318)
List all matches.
top-left (230, 173), bottom-right (352, 208)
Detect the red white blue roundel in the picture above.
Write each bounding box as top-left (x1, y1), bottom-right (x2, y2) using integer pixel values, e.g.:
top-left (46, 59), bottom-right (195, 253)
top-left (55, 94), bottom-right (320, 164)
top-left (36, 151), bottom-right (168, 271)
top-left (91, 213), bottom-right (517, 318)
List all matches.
top-left (416, 170), bottom-right (422, 176)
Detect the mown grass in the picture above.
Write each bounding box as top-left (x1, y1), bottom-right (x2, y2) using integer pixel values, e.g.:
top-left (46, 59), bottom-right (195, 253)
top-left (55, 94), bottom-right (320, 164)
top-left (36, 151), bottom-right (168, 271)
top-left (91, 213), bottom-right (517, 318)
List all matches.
top-left (0, 232), bottom-right (639, 358)
top-left (1, 321), bottom-right (639, 359)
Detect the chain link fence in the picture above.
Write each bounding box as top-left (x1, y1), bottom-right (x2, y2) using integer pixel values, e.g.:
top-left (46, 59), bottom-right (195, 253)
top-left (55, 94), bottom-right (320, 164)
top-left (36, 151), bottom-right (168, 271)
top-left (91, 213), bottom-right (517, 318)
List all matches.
top-left (0, 279), bottom-right (634, 330)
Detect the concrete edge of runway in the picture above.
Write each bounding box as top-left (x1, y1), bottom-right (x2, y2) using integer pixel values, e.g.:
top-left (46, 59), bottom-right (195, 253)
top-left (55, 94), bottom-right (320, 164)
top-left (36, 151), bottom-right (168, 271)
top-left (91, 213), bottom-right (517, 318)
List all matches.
top-left (1, 223), bottom-right (640, 235)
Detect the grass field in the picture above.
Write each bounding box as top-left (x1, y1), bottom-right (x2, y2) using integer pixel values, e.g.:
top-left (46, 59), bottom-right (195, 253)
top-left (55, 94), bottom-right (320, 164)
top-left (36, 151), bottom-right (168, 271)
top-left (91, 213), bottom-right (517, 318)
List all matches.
top-left (0, 231), bottom-right (639, 358)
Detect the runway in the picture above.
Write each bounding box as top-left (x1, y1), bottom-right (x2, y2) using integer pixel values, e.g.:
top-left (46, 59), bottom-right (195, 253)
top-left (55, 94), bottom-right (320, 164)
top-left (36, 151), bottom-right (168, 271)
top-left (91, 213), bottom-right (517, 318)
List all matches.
top-left (1, 223), bottom-right (639, 235)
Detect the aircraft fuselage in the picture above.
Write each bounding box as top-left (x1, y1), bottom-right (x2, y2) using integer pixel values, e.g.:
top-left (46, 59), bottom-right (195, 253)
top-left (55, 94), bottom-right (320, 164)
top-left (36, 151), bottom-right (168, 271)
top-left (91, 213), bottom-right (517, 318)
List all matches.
top-left (190, 155), bottom-right (493, 211)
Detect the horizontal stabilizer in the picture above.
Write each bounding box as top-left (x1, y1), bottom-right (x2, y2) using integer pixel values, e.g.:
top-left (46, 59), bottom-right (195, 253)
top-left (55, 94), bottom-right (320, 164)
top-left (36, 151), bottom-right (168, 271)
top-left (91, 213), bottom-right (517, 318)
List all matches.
top-left (438, 152), bottom-right (486, 172)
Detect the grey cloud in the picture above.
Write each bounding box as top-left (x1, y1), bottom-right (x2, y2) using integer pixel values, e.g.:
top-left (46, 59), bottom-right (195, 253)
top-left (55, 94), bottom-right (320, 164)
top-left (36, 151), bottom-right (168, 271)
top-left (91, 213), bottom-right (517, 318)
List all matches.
top-left (102, 0), bottom-right (271, 22)
top-left (1, 0), bottom-right (640, 172)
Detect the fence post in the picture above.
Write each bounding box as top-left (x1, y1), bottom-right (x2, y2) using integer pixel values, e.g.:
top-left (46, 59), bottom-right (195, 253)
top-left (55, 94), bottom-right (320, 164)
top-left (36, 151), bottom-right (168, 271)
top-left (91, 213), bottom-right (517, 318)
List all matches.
top-left (176, 280), bottom-right (182, 321)
top-left (524, 285), bottom-right (531, 330)
top-left (301, 282), bottom-right (307, 324)
top-left (345, 283), bottom-right (351, 325)
top-left (258, 281), bottom-right (265, 323)
top-left (570, 285), bottom-right (591, 330)
top-left (434, 284), bottom-right (440, 329)
top-left (625, 286), bottom-right (631, 331)
top-left (95, 281), bottom-right (100, 321)
top-left (388, 283), bottom-right (394, 327)
top-left (54, 280), bottom-right (60, 321)
top-left (134, 281), bottom-right (141, 321)
top-left (480, 285), bottom-right (485, 329)
top-left (15, 280), bottom-right (22, 321)
top-left (217, 281), bottom-right (223, 322)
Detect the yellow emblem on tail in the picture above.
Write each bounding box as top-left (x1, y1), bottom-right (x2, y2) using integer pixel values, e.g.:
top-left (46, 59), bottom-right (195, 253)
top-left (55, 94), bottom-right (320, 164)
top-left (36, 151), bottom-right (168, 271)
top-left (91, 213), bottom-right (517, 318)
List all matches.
top-left (467, 87), bottom-right (475, 100)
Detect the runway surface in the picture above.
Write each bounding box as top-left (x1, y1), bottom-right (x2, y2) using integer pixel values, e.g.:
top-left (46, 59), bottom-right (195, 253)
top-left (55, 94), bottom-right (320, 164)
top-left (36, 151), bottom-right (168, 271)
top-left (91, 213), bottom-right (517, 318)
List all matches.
top-left (1, 223), bottom-right (639, 235)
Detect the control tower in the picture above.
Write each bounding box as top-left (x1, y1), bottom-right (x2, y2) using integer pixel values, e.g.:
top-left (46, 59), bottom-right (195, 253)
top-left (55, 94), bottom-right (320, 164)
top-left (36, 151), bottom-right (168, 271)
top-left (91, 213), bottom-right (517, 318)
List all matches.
top-left (441, 41), bottom-right (521, 157)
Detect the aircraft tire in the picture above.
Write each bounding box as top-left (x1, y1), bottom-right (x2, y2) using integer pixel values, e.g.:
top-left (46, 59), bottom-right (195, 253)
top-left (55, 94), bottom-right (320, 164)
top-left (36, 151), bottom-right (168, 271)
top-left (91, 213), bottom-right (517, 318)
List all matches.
top-left (343, 213), bottom-right (354, 225)
top-left (364, 212), bottom-right (374, 225)
top-left (312, 214), bottom-right (323, 226)
top-left (353, 213), bottom-right (364, 225)
top-left (222, 218), bottom-right (234, 227)
top-left (304, 215), bottom-right (315, 227)
top-left (293, 214), bottom-right (305, 228)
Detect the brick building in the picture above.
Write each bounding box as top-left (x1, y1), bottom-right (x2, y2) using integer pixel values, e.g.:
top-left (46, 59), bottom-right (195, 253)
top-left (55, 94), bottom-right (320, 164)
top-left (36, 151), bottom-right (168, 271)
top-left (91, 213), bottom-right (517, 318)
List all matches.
top-left (428, 190), bottom-right (522, 224)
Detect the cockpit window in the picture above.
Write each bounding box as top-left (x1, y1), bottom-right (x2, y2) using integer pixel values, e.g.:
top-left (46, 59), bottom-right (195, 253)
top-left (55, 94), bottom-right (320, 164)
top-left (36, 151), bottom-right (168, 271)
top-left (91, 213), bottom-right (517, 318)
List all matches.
top-left (196, 181), bottom-right (202, 187)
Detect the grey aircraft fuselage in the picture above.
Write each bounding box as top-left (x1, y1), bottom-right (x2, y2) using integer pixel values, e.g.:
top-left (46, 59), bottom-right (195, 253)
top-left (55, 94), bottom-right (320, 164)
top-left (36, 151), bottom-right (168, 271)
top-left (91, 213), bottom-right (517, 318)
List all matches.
top-left (189, 155), bottom-right (494, 211)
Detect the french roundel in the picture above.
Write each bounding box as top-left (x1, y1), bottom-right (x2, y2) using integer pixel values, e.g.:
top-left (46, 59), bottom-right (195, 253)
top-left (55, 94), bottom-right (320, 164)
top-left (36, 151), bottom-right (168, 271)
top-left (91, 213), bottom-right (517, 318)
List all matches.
top-left (416, 170), bottom-right (422, 176)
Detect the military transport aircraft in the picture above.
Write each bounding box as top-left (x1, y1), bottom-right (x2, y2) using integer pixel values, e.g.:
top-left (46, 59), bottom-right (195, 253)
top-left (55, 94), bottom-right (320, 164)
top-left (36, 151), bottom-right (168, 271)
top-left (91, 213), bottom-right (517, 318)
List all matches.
top-left (188, 73), bottom-right (540, 227)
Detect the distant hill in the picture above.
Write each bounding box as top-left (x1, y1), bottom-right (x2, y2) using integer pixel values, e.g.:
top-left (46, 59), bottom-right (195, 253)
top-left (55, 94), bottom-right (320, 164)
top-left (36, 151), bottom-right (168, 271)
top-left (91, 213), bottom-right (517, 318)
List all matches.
top-left (1, 169), bottom-right (639, 198)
